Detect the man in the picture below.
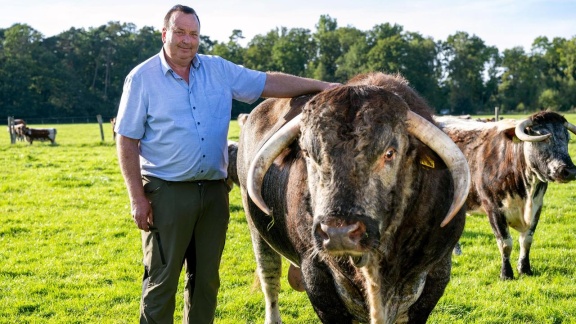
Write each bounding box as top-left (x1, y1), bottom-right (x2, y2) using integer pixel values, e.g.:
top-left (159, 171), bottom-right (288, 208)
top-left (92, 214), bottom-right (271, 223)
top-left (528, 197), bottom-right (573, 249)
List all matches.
top-left (115, 4), bottom-right (339, 323)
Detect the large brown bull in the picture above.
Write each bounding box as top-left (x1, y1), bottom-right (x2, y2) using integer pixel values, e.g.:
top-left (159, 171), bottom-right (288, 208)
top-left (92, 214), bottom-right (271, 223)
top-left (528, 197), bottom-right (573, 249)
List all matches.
top-left (435, 112), bottom-right (576, 280)
top-left (235, 73), bottom-right (470, 323)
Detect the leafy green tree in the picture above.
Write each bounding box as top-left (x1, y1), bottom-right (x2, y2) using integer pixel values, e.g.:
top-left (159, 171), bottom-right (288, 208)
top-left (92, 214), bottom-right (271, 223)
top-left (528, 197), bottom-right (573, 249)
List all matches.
top-left (538, 88), bottom-right (561, 111)
top-left (361, 23), bottom-right (443, 110)
top-left (498, 47), bottom-right (542, 112)
top-left (199, 35), bottom-right (216, 54)
top-left (440, 32), bottom-right (499, 114)
top-left (365, 23), bottom-right (405, 73)
top-left (549, 37), bottom-right (576, 110)
top-left (243, 30), bottom-right (280, 71)
top-left (309, 15), bottom-right (340, 81)
top-left (210, 29), bottom-right (246, 64)
top-left (271, 27), bottom-right (315, 76)
top-left (2, 15), bottom-right (575, 122)
top-left (333, 26), bottom-right (369, 82)
top-left (0, 24), bottom-right (47, 118)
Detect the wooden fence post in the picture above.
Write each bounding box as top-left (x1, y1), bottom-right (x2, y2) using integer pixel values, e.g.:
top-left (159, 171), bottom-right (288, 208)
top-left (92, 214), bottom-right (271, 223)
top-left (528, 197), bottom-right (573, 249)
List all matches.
top-left (7, 116), bottom-right (15, 144)
top-left (97, 114), bottom-right (105, 141)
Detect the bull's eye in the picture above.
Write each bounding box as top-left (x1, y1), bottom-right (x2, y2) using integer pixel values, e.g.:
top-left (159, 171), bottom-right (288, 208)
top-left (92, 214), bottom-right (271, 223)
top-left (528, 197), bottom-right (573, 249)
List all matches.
top-left (384, 148), bottom-right (396, 161)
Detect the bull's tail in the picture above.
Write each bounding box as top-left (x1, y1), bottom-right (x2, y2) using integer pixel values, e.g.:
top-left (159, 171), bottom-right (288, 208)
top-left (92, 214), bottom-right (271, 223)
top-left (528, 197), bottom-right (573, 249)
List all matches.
top-left (226, 141), bottom-right (240, 188)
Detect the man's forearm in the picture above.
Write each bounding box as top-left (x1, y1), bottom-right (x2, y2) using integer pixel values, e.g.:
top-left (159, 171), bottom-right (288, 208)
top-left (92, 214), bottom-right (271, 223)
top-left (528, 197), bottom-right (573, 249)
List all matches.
top-left (261, 72), bottom-right (340, 98)
top-left (116, 135), bottom-right (145, 202)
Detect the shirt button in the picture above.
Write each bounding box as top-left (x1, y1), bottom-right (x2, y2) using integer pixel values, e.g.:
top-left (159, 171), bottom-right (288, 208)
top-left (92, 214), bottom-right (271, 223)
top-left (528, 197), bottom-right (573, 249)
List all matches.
top-left (203, 155), bottom-right (206, 158)
top-left (201, 138), bottom-right (204, 141)
top-left (197, 122), bottom-right (200, 125)
top-left (193, 107), bottom-right (196, 110)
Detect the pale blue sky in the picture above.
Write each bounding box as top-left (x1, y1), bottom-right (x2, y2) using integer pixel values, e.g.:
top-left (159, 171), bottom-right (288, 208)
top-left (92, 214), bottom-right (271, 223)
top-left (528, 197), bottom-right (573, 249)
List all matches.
top-left (1, 0), bottom-right (574, 51)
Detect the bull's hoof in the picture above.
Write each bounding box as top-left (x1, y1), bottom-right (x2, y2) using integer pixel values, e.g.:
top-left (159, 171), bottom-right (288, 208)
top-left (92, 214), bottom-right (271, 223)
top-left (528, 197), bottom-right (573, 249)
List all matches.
top-left (500, 262), bottom-right (514, 280)
top-left (518, 260), bottom-right (533, 276)
top-left (288, 264), bottom-right (305, 292)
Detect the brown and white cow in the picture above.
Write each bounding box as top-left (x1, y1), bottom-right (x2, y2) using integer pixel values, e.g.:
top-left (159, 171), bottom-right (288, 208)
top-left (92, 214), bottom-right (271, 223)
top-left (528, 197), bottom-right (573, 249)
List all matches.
top-left (235, 72), bottom-right (470, 323)
top-left (13, 123), bottom-right (27, 141)
top-left (7, 119), bottom-right (27, 141)
top-left (22, 126), bottom-right (57, 145)
top-left (435, 112), bottom-right (576, 280)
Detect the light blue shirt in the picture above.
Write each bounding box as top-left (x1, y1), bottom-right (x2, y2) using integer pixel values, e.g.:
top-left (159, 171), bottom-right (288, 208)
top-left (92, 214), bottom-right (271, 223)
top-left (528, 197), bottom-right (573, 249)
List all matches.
top-left (115, 49), bottom-right (266, 181)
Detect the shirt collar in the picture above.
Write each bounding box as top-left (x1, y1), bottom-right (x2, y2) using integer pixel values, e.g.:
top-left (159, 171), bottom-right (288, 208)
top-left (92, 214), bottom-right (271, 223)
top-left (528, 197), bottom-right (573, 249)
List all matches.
top-left (159, 47), bottom-right (201, 75)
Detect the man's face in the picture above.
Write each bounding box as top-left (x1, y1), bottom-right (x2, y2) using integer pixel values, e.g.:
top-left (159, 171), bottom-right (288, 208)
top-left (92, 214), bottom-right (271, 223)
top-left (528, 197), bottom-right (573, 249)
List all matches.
top-left (162, 11), bottom-right (200, 64)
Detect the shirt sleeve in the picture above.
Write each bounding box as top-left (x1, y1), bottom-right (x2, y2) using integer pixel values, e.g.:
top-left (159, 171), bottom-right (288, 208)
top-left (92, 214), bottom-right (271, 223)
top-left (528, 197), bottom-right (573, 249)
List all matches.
top-left (115, 72), bottom-right (148, 140)
top-left (218, 58), bottom-right (266, 104)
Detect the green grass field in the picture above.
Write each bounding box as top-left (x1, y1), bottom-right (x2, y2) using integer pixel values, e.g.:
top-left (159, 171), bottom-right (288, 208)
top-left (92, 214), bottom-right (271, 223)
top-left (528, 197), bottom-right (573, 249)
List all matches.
top-left (1, 116), bottom-right (575, 323)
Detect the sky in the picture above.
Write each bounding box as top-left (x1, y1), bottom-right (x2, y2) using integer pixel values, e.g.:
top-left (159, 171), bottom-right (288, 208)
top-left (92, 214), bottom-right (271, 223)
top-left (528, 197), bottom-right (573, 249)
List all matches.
top-left (1, 0), bottom-right (575, 51)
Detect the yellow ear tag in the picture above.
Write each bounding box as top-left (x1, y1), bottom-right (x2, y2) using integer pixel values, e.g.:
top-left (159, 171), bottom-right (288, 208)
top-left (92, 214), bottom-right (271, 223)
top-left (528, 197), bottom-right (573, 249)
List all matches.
top-left (420, 155), bottom-right (435, 169)
top-left (512, 135), bottom-right (521, 143)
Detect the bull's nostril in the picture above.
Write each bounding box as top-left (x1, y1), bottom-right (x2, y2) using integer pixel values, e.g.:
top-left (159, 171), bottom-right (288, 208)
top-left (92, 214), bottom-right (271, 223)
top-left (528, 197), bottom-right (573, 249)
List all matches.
top-left (317, 223), bottom-right (329, 241)
top-left (558, 167), bottom-right (576, 181)
top-left (348, 222), bottom-right (367, 243)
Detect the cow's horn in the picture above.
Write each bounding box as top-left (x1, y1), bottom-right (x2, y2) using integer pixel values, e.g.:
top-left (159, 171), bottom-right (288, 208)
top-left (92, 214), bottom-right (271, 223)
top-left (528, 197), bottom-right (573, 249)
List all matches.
top-left (405, 111), bottom-right (471, 227)
top-left (247, 114), bottom-right (302, 215)
top-left (515, 119), bottom-right (551, 142)
top-left (564, 121), bottom-right (576, 135)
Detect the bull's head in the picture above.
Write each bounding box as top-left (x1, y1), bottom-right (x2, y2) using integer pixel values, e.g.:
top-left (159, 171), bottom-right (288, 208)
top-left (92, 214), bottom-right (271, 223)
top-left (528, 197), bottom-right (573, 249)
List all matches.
top-left (514, 112), bottom-right (576, 182)
top-left (247, 86), bottom-right (470, 265)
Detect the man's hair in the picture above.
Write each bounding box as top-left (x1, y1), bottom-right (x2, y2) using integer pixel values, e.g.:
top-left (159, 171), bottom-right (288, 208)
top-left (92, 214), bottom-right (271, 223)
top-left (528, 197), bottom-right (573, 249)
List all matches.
top-left (164, 5), bottom-right (200, 28)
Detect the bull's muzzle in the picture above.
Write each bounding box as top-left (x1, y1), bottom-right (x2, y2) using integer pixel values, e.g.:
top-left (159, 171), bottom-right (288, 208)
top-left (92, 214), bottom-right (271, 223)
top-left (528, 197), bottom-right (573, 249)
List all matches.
top-left (315, 217), bottom-right (367, 254)
top-left (555, 165), bottom-right (576, 182)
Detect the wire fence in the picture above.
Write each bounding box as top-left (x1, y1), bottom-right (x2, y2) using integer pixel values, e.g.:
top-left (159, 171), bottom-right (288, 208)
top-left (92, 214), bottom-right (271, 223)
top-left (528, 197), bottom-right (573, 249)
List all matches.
top-left (13, 116), bottom-right (116, 125)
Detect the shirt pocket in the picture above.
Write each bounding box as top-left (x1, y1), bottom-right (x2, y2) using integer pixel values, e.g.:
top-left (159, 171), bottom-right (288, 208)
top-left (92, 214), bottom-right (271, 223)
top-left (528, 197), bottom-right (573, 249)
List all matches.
top-left (204, 90), bottom-right (232, 120)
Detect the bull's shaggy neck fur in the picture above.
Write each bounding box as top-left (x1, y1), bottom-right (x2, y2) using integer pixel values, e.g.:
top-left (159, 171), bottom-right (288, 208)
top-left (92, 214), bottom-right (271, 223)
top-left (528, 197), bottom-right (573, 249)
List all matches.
top-left (347, 73), bottom-right (435, 123)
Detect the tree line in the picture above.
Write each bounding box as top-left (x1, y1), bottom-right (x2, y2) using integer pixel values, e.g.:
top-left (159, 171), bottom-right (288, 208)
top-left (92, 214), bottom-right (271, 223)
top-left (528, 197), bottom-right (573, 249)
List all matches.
top-left (1, 15), bottom-right (575, 123)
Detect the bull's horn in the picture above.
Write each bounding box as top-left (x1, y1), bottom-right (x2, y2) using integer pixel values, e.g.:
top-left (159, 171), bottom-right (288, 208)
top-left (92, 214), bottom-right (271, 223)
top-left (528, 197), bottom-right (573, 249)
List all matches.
top-left (515, 119), bottom-right (551, 142)
top-left (248, 111), bottom-right (470, 227)
top-left (405, 111), bottom-right (471, 227)
top-left (564, 121), bottom-right (576, 135)
top-left (247, 114), bottom-right (302, 215)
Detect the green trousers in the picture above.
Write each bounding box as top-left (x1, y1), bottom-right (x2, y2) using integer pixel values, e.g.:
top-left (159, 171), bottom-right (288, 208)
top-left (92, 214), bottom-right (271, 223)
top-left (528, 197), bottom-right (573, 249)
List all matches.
top-left (139, 176), bottom-right (230, 324)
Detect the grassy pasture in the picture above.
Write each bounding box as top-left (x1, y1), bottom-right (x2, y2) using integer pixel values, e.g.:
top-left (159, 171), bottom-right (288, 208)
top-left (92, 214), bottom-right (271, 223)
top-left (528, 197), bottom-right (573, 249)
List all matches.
top-left (1, 116), bottom-right (576, 323)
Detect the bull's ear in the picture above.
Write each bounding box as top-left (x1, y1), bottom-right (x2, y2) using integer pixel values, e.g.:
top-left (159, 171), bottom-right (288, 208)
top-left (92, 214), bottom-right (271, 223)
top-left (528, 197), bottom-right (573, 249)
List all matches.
top-left (503, 127), bottom-right (519, 141)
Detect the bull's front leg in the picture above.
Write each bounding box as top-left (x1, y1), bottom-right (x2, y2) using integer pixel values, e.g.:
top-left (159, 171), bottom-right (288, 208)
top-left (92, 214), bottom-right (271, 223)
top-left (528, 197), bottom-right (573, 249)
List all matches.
top-left (518, 214), bottom-right (541, 276)
top-left (249, 230), bottom-right (283, 324)
top-left (408, 253), bottom-right (451, 322)
top-left (487, 209), bottom-right (515, 280)
top-left (517, 230), bottom-right (534, 276)
top-left (518, 181), bottom-right (545, 276)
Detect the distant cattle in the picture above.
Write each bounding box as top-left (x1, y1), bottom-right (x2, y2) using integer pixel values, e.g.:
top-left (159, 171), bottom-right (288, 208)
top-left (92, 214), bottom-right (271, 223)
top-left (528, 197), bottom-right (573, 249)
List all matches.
top-left (435, 112), bottom-right (576, 280)
top-left (13, 119), bottom-right (26, 127)
top-left (22, 126), bottom-right (57, 145)
top-left (13, 124), bottom-right (27, 141)
top-left (7, 118), bottom-right (27, 141)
